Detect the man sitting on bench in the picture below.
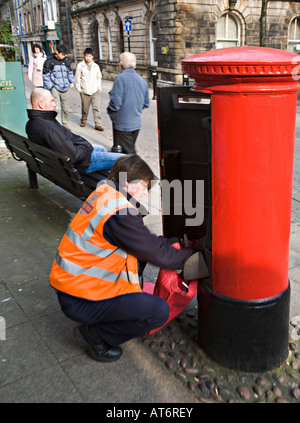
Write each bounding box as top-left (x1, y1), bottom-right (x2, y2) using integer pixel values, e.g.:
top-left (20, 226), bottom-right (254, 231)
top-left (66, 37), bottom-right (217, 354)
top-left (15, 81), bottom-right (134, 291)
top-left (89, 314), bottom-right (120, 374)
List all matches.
top-left (26, 88), bottom-right (124, 175)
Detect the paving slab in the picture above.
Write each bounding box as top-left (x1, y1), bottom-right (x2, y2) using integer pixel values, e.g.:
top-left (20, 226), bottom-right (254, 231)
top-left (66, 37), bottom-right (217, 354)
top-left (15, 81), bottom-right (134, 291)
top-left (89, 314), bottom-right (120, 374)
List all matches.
top-left (0, 154), bottom-right (197, 404)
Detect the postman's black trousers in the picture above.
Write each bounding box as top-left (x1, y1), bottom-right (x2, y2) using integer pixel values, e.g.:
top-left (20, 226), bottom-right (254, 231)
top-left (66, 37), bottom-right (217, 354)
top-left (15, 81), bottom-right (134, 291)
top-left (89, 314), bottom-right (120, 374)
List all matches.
top-left (57, 290), bottom-right (169, 347)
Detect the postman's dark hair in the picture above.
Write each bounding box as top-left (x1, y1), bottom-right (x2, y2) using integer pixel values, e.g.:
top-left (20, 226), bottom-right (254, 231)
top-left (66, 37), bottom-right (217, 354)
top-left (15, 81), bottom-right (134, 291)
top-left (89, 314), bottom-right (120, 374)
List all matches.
top-left (107, 155), bottom-right (155, 189)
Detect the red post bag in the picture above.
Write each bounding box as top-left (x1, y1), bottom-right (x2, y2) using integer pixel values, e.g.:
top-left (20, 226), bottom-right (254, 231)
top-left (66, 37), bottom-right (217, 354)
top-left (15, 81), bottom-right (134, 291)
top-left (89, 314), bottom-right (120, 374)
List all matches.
top-left (144, 242), bottom-right (197, 335)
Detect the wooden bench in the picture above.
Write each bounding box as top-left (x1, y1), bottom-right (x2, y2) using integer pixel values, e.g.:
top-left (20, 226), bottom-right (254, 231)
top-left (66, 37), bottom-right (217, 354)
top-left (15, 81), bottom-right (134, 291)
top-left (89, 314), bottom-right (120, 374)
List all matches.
top-left (0, 125), bottom-right (108, 201)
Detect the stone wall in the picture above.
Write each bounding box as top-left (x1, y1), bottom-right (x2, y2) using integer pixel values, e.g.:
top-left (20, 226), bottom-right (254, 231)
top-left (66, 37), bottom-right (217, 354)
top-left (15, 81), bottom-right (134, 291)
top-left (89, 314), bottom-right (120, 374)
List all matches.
top-left (70, 0), bottom-right (300, 84)
top-left (57, 0), bottom-right (74, 61)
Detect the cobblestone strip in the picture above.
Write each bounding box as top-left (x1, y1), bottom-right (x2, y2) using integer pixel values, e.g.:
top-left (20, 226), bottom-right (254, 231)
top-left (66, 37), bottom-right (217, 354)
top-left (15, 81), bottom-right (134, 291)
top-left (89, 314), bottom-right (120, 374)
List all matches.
top-left (141, 308), bottom-right (300, 403)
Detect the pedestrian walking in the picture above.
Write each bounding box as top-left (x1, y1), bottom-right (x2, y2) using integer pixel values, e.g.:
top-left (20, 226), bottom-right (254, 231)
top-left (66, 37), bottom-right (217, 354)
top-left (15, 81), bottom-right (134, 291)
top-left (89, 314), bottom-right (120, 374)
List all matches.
top-left (28, 43), bottom-right (46, 88)
top-left (43, 44), bottom-right (75, 128)
top-left (75, 48), bottom-right (104, 131)
top-left (107, 52), bottom-right (149, 154)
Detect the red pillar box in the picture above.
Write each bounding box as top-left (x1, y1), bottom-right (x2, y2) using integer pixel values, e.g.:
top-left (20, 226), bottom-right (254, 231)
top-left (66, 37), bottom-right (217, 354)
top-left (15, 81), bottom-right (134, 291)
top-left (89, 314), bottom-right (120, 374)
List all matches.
top-left (181, 46), bottom-right (299, 372)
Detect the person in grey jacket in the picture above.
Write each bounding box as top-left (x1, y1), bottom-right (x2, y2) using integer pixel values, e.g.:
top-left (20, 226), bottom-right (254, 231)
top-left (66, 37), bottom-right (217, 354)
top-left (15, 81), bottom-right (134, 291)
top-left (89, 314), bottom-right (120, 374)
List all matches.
top-left (107, 52), bottom-right (149, 154)
top-left (43, 44), bottom-right (75, 128)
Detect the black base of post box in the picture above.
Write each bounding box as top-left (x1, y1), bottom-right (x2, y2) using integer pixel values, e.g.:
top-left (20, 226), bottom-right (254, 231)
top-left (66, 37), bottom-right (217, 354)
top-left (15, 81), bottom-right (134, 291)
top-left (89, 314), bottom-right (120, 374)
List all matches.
top-left (197, 282), bottom-right (290, 372)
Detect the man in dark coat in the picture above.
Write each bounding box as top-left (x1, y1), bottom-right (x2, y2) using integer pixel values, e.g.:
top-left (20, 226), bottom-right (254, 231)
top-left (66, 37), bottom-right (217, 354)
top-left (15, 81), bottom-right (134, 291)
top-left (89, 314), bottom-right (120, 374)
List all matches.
top-left (26, 88), bottom-right (123, 174)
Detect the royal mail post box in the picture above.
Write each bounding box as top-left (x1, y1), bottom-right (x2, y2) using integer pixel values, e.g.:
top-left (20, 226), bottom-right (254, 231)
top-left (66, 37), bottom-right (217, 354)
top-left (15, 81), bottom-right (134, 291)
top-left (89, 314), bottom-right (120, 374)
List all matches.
top-left (158, 46), bottom-right (299, 372)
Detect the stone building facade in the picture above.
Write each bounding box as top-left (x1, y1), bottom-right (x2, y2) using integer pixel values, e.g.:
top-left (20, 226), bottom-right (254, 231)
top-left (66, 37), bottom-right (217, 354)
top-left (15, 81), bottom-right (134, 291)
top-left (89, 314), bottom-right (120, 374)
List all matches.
top-left (18, 0), bottom-right (46, 63)
top-left (70, 0), bottom-right (300, 84)
top-left (71, 0), bottom-right (300, 83)
top-left (13, 0), bottom-right (74, 65)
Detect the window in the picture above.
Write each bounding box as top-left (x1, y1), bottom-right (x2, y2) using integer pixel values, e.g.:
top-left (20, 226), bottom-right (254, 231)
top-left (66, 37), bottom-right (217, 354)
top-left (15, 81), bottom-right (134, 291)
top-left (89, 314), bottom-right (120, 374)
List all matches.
top-left (43, 0), bottom-right (57, 24)
top-left (119, 20), bottom-right (124, 53)
top-left (288, 17), bottom-right (300, 53)
top-left (150, 16), bottom-right (158, 66)
top-left (33, 7), bottom-right (36, 31)
top-left (108, 25), bottom-right (113, 61)
top-left (37, 6), bottom-right (41, 29)
top-left (216, 13), bottom-right (240, 49)
top-left (98, 26), bottom-right (103, 60)
top-left (27, 12), bottom-right (32, 33)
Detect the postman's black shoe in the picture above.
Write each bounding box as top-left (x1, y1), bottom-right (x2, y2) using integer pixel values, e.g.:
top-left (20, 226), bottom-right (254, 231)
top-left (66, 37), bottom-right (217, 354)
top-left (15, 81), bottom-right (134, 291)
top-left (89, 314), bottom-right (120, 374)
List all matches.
top-left (73, 324), bottom-right (122, 362)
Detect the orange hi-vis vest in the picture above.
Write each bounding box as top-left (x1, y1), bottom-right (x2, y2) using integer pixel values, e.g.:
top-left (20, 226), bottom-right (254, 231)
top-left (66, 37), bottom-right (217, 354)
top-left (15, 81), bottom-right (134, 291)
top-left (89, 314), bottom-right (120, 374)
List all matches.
top-left (49, 183), bottom-right (142, 300)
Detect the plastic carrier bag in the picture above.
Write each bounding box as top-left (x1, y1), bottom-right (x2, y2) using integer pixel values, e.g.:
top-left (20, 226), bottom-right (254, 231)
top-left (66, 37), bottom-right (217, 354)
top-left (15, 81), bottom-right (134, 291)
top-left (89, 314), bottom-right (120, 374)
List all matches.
top-left (143, 242), bottom-right (197, 335)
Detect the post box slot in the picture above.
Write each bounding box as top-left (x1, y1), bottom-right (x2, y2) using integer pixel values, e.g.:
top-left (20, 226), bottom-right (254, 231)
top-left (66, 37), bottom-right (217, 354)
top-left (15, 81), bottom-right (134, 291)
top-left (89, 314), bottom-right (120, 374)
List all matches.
top-left (172, 94), bottom-right (211, 109)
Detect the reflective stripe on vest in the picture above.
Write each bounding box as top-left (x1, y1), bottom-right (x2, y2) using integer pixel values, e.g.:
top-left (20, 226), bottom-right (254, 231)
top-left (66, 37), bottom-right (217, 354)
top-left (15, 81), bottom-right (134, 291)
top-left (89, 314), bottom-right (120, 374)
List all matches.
top-left (65, 226), bottom-right (128, 258)
top-left (82, 196), bottom-right (129, 240)
top-left (49, 184), bottom-right (142, 300)
top-left (55, 253), bottom-right (139, 285)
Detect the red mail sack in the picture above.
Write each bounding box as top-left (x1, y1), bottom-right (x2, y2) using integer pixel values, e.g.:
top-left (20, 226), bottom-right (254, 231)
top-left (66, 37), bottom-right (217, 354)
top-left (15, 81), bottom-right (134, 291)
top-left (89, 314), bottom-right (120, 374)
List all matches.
top-left (144, 242), bottom-right (197, 335)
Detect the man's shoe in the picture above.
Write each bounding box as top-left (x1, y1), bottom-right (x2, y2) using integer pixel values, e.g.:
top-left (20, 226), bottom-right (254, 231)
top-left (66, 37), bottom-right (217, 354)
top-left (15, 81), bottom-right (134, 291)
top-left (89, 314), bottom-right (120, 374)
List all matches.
top-left (95, 126), bottom-right (104, 131)
top-left (73, 324), bottom-right (122, 362)
top-left (80, 122), bottom-right (86, 127)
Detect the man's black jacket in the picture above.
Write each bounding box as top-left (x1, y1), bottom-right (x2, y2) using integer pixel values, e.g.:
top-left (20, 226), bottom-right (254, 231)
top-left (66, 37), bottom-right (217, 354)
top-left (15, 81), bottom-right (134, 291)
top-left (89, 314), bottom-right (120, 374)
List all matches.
top-left (26, 109), bottom-right (93, 173)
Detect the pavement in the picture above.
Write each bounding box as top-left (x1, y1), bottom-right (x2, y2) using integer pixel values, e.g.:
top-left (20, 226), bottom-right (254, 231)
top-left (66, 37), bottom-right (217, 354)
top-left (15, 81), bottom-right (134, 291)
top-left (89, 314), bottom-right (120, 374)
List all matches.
top-left (0, 68), bottom-right (299, 405)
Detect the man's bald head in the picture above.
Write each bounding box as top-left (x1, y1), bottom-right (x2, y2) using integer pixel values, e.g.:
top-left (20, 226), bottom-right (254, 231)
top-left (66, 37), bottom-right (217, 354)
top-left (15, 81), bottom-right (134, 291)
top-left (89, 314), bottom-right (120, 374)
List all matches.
top-left (30, 88), bottom-right (56, 111)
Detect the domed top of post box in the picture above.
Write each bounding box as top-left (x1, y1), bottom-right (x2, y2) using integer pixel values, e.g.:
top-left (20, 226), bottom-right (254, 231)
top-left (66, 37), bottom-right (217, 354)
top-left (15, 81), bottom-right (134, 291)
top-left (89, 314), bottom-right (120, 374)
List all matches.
top-left (181, 46), bottom-right (300, 91)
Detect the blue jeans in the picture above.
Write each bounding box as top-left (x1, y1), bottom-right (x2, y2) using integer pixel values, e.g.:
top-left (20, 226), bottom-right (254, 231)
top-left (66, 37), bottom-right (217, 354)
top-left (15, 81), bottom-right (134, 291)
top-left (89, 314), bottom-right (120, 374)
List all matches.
top-left (86, 145), bottom-right (124, 173)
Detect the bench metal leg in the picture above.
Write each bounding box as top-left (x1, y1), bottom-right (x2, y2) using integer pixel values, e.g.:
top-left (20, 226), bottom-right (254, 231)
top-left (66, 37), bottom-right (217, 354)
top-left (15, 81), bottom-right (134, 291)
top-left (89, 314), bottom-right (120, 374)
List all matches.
top-left (27, 164), bottom-right (38, 189)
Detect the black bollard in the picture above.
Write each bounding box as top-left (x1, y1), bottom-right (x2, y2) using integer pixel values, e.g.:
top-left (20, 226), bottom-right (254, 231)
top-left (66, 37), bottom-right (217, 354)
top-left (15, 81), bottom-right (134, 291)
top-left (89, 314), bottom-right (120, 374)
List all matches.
top-left (182, 73), bottom-right (189, 86)
top-left (152, 70), bottom-right (158, 100)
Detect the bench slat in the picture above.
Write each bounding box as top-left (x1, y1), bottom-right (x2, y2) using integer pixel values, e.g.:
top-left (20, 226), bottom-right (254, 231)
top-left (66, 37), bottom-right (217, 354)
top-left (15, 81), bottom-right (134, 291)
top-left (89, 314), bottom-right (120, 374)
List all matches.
top-left (27, 141), bottom-right (73, 165)
top-left (6, 145), bottom-right (40, 171)
top-left (37, 161), bottom-right (75, 181)
top-left (46, 175), bottom-right (87, 197)
top-left (0, 125), bottom-right (108, 201)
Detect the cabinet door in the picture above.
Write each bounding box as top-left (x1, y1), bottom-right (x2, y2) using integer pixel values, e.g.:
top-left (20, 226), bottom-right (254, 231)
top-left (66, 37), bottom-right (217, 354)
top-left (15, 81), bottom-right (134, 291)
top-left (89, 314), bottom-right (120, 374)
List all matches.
top-left (157, 86), bottom-right (211, 242)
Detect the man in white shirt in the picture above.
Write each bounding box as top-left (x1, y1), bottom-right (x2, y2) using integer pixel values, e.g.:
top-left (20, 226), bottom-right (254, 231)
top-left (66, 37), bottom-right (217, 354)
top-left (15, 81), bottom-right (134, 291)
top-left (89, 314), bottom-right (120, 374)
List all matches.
top-left (75, 48), bottom-right (104, 131)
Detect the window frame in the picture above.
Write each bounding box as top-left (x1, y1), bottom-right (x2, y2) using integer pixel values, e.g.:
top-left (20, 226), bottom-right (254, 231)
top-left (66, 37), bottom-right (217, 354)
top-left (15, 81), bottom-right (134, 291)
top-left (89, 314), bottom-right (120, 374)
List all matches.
top-left (288, 16), bottom-right (300, 53)
top-left (216, 12), bottom-right (241, 49)
top-left (150, 15), bottom-right (158, 66)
